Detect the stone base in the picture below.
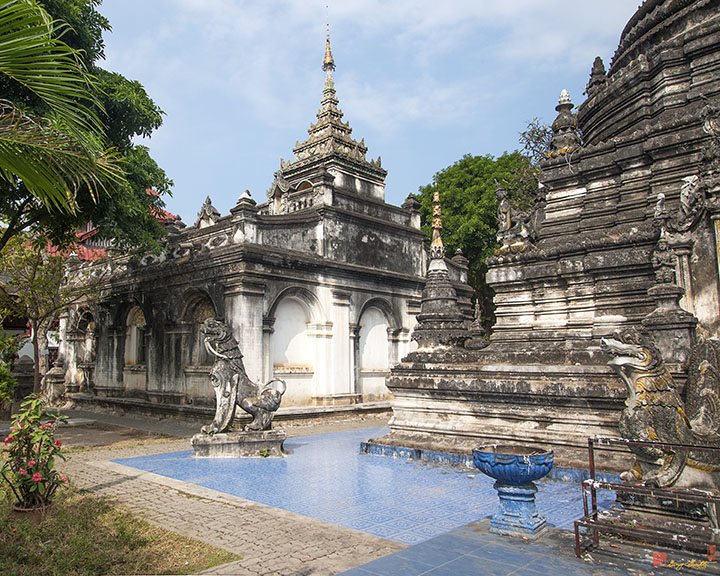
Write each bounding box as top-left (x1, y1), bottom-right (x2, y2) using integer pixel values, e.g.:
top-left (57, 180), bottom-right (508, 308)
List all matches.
top-left (490, 482), bottom-right (547, 538)
top-left (191, 428), bottom-right (287, 458)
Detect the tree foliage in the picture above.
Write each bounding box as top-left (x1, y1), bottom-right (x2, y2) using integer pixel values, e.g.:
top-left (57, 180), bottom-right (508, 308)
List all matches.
top-left (518, 117), bottom-right (553, 168)
top-left (0, 0), bottom-right (172, 253)
top-left (0, 0), bottom-right (124, 235)
top-left (416, 151), bottom-right (538, 326)
top-left (0, 234), bottom-right (108, 392)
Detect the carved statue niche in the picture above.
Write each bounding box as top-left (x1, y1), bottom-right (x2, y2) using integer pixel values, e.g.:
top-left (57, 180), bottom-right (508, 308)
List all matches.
top-left (651, 235), bottom-right (676, 284)
top-left (200, 319), bottom-right (286, 434)
top-left (601, 328), bottom-right (720, 490)
top-left (495, 184), bottom-right (531, 254)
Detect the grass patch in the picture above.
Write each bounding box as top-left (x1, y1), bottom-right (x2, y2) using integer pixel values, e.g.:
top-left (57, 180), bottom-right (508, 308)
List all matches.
top-left (0, 486), bottom-right (240, 575)
top-left (62, 436), bottom-right (182, 454)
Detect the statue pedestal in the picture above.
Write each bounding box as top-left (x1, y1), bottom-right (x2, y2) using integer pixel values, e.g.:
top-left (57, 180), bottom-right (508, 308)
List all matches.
top-left (191, 428), bottom-right (287, 458)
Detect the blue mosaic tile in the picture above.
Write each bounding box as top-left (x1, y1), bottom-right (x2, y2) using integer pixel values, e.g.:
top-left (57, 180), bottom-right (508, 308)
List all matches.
top-left (427, 556), bottom-right (510, 576)
top-left (114, 426), bottom-right (616, 546)
top-left (353, 553), bottom-right (436, 576)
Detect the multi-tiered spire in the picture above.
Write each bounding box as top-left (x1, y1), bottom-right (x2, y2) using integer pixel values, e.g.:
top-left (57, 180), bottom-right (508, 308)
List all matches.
top-left (289, 30), bottom-right (382, 170)
top-left (411, 183), bottom-right (468, 351)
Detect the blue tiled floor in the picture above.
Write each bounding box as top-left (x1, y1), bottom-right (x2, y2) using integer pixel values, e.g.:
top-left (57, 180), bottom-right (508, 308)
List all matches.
top-left (337, 523), bottom-right (635, 576)
top-left (114, 426), bottom-right (615, 545)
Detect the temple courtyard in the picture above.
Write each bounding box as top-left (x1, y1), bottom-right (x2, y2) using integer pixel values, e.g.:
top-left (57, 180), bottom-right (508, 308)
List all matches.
top-left (2, 409), bottom-right (712, 576)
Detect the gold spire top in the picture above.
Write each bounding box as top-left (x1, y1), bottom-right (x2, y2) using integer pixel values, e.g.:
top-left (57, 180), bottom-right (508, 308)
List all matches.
top-left (323, 36), bottom-right (335, 70)
top-left (430, 182), bottom-right (445, 259)
top-left (323, 14), bottom-right (335, 72)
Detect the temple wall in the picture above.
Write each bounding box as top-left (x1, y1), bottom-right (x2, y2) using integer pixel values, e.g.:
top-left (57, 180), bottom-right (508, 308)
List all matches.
top-left (67, 225), bottom-right (426, 410)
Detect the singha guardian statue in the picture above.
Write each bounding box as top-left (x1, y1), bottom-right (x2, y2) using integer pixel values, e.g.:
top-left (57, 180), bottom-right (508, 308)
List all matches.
top-left (200, 318), bottom-right (286, 434)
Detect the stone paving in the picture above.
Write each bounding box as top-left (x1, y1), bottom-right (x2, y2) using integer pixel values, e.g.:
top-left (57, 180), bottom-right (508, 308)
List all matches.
top-left (56, 420), bottom-right (407, 576)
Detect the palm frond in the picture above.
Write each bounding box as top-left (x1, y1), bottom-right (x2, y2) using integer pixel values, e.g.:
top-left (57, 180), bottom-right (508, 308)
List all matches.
top-left (0, 0), bottom-right (104, 144)
top-left (0, 100), bottom-right (123, 213)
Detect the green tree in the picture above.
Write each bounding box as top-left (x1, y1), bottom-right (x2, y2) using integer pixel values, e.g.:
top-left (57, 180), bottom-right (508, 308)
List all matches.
top-left (519, 117), bottom-right (553, 168)
top-left (0, 234), bottom-right (108, 393)
top-left (417, 151), bottom-right (537, 328)
top-left (0, 0), bottom-right (172, 253)
top-left (0, 0), bottom-right (124, 245)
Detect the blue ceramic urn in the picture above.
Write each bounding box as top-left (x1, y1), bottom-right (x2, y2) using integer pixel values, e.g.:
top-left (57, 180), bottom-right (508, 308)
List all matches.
top-left (472, 444), bottom-right (554, 486)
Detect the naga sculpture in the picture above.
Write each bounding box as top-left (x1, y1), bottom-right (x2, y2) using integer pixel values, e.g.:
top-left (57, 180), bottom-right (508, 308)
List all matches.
top-left (602, 329), bottom-right (720, 490)
top-left (200, 318), bottom-right (286, 434)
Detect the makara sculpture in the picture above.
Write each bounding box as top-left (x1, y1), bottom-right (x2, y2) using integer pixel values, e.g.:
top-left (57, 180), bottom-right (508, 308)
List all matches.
top-left (602, 328), bottom-right (720, 490)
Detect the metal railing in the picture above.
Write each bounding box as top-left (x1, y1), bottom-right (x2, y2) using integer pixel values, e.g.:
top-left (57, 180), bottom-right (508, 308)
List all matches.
top-left (574, 436), bottom-right (720, 557)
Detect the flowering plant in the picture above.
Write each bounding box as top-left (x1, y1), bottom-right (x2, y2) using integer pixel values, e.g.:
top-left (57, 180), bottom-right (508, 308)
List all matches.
top-left (1, 394), bottom-right (68, 508)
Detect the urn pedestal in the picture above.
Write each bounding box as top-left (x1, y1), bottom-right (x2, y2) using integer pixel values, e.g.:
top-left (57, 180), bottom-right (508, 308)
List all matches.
top-left (473, 444), bottom-right (554, 538)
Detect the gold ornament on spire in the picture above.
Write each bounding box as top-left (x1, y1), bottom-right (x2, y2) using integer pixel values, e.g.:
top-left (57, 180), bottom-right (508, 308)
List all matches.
top-left (323, 8), bottom-right (335, 72)
top-left (430, 182), bottom-right (445, 260)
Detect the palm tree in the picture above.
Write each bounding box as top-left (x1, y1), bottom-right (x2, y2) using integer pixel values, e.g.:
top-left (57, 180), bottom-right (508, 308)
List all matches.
top-left (0, 0), bottom-right (123, 251)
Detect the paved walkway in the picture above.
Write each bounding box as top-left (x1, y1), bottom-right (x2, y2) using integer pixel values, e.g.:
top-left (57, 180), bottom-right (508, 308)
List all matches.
top-left (37, 409), bottom-right (716, 575)
top-left (59, 438), bottom-right (405, 576)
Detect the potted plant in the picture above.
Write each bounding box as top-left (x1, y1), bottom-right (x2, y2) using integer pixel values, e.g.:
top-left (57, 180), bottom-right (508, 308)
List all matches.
top-left (1, 394), bottom-right (68, 516)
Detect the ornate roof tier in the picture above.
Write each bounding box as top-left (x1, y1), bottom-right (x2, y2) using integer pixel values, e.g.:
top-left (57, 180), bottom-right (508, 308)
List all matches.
top-left (288, 33), bottom-right (385, 176)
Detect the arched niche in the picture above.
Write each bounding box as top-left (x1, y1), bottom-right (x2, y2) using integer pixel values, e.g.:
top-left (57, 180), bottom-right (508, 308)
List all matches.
top-left (296, 180), bottom-right (313, 192)
top-left (355, 299), bottom-right (397, 401)
top-left (75, 308), bottom-right (96, 365)
top-left (182, 295), bottom-right (216, 367)
top-left (124, 305), bottom-right (146, 366)
top-left (358, 307), bottom-right (390, 371)
top-left (271, 297), bottom-right (312, 371)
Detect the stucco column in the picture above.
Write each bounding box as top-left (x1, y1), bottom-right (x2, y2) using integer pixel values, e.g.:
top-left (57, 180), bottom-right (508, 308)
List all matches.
top-left (262, 317), bottom-right (274, 383)
top-left (225, 281), bottom-right (265, 383)
top-left (349, 323), bottom-right (360, 394)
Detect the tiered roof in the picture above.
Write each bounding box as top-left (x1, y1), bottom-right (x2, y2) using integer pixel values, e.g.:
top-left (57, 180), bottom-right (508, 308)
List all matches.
top-left (287, 34), bottom-right (383, 173)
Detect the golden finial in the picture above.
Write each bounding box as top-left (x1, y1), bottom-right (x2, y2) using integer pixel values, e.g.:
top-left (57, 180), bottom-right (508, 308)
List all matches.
top-left (323, 6), bottom-right (335, 72)
top-left (430, 182), bottom-right (445, 259)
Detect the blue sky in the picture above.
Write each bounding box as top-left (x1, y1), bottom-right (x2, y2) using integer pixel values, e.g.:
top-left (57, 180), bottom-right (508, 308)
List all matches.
top-left (99, 1), bottom-right (640, 223)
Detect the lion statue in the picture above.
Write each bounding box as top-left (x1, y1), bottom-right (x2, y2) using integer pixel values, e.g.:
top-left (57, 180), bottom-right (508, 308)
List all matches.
top-left (200, 318), bottom-right (286, 434)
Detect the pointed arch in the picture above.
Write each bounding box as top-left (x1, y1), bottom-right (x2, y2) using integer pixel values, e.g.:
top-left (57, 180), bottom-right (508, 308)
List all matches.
top-left (267, 286), bottom-right (324, 324)
top-left (354, 297), bottom-right (400, 401)
top-left (180, 290), bottom-right (218, 367)
top-left (266, 287), bottom-right (324, 386)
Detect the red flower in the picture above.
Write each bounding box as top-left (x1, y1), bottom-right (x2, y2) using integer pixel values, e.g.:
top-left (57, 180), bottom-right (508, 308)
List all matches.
top-left (55, 439), bottom-right (62, 447)
top-left (18, 469), bottom-right (27, 475)
top-left (60, 477), bottom-right (67, 483)
top-left (3, 436), bottom-right (12, 444)
top-left (27, 460), bottom-right (36, 467)
top-left (32, 472), bottom-right (42, 482)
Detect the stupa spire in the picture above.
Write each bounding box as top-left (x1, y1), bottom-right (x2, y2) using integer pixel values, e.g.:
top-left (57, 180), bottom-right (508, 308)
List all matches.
top-left (411, 181), bottom-right (468, 350)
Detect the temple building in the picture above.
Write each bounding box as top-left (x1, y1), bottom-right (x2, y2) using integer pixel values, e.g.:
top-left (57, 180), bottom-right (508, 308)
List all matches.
top-left (59, 35), bottom-right (471, 413)
top-left (379, 0), bottom-right (720, 464)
